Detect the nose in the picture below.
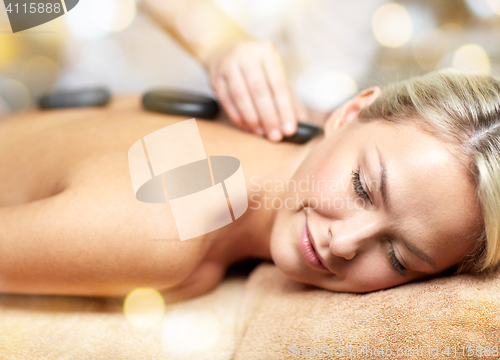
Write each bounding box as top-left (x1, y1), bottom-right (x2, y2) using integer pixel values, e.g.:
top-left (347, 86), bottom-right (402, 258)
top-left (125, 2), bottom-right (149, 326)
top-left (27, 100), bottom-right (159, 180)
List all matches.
top-left (328, 214), bottom-right (382, 260)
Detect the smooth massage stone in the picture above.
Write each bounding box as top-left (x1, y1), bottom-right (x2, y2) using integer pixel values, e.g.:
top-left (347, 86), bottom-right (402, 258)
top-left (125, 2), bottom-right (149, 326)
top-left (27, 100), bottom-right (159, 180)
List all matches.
top-left (142, 90), bottom-right (220, 119)
top-left (283, 122), bottom-right (323, 144)
top-left (39, 88), bottom-right (110, 109)
top-left (142, 89), bottom-right (321, 143)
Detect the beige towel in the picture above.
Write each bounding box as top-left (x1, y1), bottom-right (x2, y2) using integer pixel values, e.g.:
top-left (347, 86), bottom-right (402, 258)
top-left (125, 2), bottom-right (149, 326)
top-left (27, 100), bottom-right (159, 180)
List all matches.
top-left (0, 278), bottom-right (246, 360)
top-left (234, 263), bottom-right (500, 360)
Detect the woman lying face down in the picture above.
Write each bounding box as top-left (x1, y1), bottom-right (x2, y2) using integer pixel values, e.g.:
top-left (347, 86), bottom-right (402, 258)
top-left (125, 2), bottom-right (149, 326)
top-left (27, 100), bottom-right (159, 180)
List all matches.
top-left (0, 70), bottom-right (498, 298)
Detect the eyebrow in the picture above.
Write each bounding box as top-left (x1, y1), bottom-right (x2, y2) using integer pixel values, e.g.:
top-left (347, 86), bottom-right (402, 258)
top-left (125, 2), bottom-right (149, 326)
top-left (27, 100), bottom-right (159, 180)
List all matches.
top-left (400, 237), bottom-right (436, 268)
top-left (375, 146), bottom-right (436, 269)
top-left (376, 146), bottom-right (389, 208)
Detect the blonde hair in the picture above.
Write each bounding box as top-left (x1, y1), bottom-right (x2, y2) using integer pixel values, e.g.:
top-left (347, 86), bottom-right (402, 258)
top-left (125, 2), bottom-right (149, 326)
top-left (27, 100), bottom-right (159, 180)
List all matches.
top-left (358, 69), bottom-right (500, 274)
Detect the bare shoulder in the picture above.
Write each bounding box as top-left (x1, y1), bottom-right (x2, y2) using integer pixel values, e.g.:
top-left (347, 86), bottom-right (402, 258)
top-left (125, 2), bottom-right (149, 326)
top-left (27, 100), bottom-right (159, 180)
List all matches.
top-left (161, 261), bottom-right (227, 303)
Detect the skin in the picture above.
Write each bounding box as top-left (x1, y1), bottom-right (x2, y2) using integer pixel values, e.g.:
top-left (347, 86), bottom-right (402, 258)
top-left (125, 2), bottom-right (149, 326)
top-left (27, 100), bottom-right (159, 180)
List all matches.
top-left (0, 89), bottom-right (482, 299)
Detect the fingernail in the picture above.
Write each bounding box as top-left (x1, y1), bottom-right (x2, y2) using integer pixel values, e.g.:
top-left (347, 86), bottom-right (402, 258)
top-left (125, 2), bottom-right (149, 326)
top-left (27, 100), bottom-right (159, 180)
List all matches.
top-left (283, 122), bottom-right (295, 135)
top-left (268, 129), bottom-right (282, 142)
top-left (255, 127), bottom-right (264, 136)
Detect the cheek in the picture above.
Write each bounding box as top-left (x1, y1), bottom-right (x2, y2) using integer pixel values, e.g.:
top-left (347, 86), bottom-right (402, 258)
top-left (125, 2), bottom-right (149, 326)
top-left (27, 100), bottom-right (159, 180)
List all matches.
top-left (344, 269), bottom-right (397, 292)
top-left (287, 143), bottom-right (351, 207)
top-left (324, 257), bottom-right (410, 293)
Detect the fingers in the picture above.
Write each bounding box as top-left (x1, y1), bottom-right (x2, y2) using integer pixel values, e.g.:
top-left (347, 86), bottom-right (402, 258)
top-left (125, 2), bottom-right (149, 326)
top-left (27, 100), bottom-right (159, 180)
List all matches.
top-left (262, 50), bottom-right (297, 137)
top-left (210, 41), bottom-right (299, 142)
top-left (212, 73), bottom-right (246, 131)
top-left (241, 56), bottom-right (282, 141)
top-left (225, 65), bottom-right (263, 135)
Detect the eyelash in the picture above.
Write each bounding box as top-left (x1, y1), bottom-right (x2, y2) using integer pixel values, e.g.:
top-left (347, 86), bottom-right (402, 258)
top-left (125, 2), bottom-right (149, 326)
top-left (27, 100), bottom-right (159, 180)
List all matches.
top-left (352, 170), bottom-right (406, 277)
top-left (351, 170), bottom-right (371, 203)
top-left (389, 246), bottom-right (407, 277)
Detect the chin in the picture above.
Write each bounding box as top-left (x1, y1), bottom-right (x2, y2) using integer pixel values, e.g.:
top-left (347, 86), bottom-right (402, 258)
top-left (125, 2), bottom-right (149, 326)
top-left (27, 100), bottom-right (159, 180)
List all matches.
top-left (270, 223), bottom-right (302, 274)
top-left (270, 230), bottom-right (297, 274)
top-left (270, 231), bottom-right (322, 288)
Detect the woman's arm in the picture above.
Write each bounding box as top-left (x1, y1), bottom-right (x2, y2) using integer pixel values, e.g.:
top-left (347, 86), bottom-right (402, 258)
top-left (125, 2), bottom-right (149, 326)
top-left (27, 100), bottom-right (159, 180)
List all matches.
top-left (141, 0), bottom-right (302, 140)
top-left (142, 0), bottom-right (250, 67)
top-left (0, 179), bottom-right (210, 297)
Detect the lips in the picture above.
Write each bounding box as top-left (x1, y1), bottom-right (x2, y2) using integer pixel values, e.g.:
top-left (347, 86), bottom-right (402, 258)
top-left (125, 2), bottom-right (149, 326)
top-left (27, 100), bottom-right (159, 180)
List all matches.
top-left (299, 219), bottom-right (330, 272)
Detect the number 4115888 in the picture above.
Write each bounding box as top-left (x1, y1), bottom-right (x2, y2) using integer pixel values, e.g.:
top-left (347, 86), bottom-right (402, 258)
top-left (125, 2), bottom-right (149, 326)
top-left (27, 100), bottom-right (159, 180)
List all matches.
top-left (6, 2), bottom-right (62, 14)
top-left (443, 346), bottom-right (499, 357)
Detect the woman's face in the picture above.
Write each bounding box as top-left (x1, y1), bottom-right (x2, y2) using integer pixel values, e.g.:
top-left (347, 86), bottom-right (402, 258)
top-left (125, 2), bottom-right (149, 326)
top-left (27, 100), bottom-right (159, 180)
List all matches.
top-left (270, 92), bottom-right (482, 293)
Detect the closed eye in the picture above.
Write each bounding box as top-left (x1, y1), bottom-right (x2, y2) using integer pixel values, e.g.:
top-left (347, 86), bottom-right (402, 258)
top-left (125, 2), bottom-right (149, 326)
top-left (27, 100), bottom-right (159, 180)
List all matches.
top-left (351, 170), bottom-right (372, 204)
top-left (389, 245), bottom-right (407, 277)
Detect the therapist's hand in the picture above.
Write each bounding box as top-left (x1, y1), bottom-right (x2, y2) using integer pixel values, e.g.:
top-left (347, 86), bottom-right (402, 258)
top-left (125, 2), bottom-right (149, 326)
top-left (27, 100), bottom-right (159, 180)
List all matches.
top-left (207, 40), bottom-right (299, 142)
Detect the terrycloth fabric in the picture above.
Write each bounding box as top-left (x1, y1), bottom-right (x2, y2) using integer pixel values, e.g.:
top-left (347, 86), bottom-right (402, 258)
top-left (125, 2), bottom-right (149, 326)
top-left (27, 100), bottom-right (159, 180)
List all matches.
top-left (3, 265), bottom-right (500, 360)
top-left (234, 263), bottom-right (500, 360)
top-left (0, 278), bottom-right (246, 360)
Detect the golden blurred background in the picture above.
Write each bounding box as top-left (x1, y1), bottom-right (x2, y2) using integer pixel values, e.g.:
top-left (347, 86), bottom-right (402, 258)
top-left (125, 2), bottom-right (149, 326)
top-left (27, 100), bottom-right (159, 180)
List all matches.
top-left (0, 0), bottom-right (498, 115)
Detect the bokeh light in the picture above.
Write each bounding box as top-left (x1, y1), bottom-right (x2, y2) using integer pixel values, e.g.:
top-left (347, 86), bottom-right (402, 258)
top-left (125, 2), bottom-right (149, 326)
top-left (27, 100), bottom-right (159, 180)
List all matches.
top-left (123, 288), bottom-right (165, 328)
top-left (488, 0), bottom-right (500, 15)
top-left (295, 67), bottom-right (358, 112)
top-left (412, 28), bottom-right (449, 71)
top-left (372, 3), bottom-right (413, 48)
top-left (66, 0), bottom-right (136, 40)
top-left (465, 0), bottom-right (500, 17)
top-left (452, 44), bottom-right (491, 74)
top-left (162, 310), bottom-right (221, 357)
top-left (65, 0), bottom-right (109, 40)
top-left (0, 79), bottom-right (31, 112)
top-left (0, 36), bottom-right (18, 68)
top-left (91, 0), bottom-right (137, 33)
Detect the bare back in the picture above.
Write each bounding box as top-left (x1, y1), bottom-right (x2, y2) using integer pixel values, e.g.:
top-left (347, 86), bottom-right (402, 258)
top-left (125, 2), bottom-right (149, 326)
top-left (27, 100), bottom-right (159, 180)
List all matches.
top-left (0, 96), bottom-right (297, 298)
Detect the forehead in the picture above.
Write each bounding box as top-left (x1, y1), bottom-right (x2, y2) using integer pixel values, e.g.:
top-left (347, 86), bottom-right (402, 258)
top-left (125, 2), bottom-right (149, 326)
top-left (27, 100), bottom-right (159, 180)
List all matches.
top-left (358, 120), bottom-right (481, 263)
